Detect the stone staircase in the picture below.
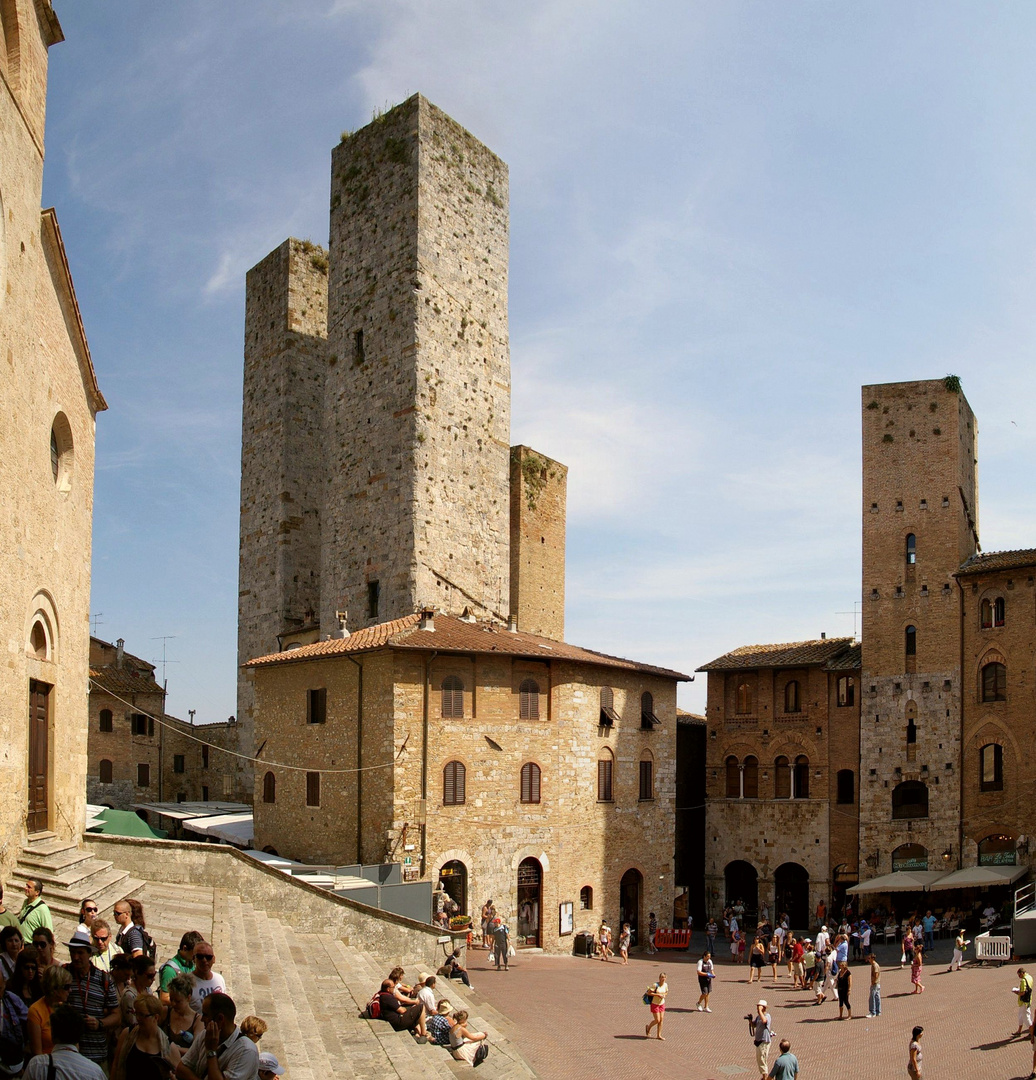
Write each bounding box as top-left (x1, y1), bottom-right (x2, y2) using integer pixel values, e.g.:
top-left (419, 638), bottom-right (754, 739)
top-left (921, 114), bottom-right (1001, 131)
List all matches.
top-left (51, 880), bottom-right (536, 1080)
top-left (13, 833), bottom-right (144, 922)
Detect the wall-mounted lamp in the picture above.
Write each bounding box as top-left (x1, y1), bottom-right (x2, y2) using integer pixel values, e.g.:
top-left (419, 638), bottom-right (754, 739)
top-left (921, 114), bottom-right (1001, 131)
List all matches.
top-left (941, 849), bottom-right (952, 863)
top-left (865, 851), bottom-right (879, 870)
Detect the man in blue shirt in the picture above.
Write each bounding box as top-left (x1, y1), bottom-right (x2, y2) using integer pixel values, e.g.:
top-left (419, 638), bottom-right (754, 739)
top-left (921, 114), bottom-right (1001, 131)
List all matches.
top-left (768, 1038), bottom-right (799, 1080)
top-left (922, 911), bottom-right (937, 950)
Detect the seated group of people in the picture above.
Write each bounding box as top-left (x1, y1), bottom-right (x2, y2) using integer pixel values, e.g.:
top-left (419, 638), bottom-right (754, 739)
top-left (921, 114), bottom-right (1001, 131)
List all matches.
top-left (366, 964), bottom-right (488, 1067)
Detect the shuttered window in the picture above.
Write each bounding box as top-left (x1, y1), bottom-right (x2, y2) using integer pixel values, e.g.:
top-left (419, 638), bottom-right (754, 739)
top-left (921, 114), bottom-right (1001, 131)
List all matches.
top-left (641, 691), bottom-right (660, 729)
top-left (441, 676), bottom-right (464, 718)
top-left (597, 756), bottom-right (613, 802)
top-left (519, 679), bottom-right (540, 720)
top-left (520, 762), bottom-right (541, 804)
top-left (306, 771), bottom-right (320, 807)
top-left (443, 761), bottom-right (466, 805)
top-left (600, 686), bottom-right (619, 727)
top-left (639, 759), bottom-right (653, 801)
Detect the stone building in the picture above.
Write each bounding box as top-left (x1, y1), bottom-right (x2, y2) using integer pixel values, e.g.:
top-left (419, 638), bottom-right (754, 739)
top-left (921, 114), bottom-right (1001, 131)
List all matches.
top-left (698, 638), bottom-right (861, 925)
top-left (0, 0), bottom-right (105, 870)
top-left (248, 611), bottom-right (686, 953)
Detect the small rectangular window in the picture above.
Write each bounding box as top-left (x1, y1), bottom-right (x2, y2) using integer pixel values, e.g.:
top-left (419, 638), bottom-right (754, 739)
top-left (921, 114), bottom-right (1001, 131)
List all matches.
top-left (307, 687), bottom-right (327, 724)
top-left (639, 760), bottom-right (653, 801)
top-left (131, 714), bottom-right (149, 736)
top-left (136, 763), bottom-right (150, 788)
top-left (99, 709), bottom-right (113, 732)
top-left (173, 754), bottom-right (185, 774)
top-left (597, 759), bottom-right (613, 802)
top-left (367, 580), bottom-right (380, 620)
top-left (354, 328), bottom-right (365, 365)
top-left (202, 785), bottom-right (209, 801)
top-left (306, 771), bottom-right (321, 807)
top-left (202, 745), bottom-right (209, 769)
top-left (176, 792), bottom-right (186, 803)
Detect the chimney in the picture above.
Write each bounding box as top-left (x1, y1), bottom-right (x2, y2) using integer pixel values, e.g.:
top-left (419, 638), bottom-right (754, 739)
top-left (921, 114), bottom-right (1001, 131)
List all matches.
top-left (419, 608), bottom-right (436, 632)
top-left (508, 614), bottom-right (518, 633)
top-left (116, 638), bottom-right (125, 668)
top-left (821, 632), bottom-right (826, 640)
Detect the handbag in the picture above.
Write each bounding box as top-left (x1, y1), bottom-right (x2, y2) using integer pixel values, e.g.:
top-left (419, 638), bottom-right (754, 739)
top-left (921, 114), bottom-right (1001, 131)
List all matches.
top-left (642, 992), bottom-right (652, 1006)
top-left (473, 1042), bottom-right (489, 1066)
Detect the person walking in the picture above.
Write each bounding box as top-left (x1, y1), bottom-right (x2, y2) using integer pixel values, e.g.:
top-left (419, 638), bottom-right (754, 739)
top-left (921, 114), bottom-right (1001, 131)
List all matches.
top-left (836, 961), bottom-right (852, 1020)
top-left (706, 918), bottom-right (718, 956)
top-left (1015, 967), bottom-right (1034, 1037)
top-left (618, 924), bottom-right (631, 966)
top-left (767, 1038), bottom-right (799, 1080)
top-left (597, 921), bottom-right (612, 963)
top-left (910, 945), bottom-right (925, 994)
top-left (696, 953), bottom-right (714, 1012)
top-left (749, 937), bottom-right (766, 983)
top-left (922, 911), bottom-right (936, 951)
top-left (866, 953), bottom-right (881, 1017)
top-left (648, 912), bottom-right (658, 955)
top-left (768, 935), bottom-right (781, 982)
top-left (63, 930), bottom-right (120, 1072)
top-left (492, 918), bottom-right (511, 971)
top-left (908, 1025), bottom-right (924, 1079)
top-left (17, 881), bottom-right (52, 945)
top-left (948, 929), bottom-right (970, 972)
top-left (747, 1000), bottom-right (773, 1078)
top-left (645, 972), bottom-right (668, 1040)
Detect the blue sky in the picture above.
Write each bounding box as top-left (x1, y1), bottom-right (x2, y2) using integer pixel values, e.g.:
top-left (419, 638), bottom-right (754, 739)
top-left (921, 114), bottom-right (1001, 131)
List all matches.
top-left (44, 1), bottom-right (1036, 721)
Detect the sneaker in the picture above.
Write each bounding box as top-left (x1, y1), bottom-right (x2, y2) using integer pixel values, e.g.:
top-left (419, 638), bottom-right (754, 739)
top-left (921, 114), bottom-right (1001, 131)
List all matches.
top-left (865, 1014), bottom-right (874, 1018)
top-left (414, 1035), bottom-right (429, 1044)
top-left (704, 1007), bottom-right (712, 1013)
top-left (696, 1005), bottom-right (703, 1012)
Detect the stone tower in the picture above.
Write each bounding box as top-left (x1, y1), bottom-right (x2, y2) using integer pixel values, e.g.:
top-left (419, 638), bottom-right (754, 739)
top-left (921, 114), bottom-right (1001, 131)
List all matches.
top-left (320, 95), bottom-right (511, 631)
top-left (859, 378), bottom-right (978, 874)
top-left (509, 445), bottom-right (567, 639)
top-left (237, 239), bottom-right (328, 767)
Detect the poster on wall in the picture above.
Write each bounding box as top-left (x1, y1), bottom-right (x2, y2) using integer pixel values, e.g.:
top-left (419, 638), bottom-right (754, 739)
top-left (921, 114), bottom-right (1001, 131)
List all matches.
top-left (559, 901), bottom-right (574, 936)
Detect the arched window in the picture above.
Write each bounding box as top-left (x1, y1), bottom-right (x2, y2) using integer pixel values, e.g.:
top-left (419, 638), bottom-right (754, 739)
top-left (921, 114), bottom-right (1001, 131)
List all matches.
top-left (905, 699), bottom-right (917, 761)
top-left (29, 621), bottom-right (48, 659)
top-left (725, 755), bottom-right (740, 799)
top-left (774, 756), bottom-right (791, 799)
top-left (981, 598), bottom-right (992, 629)
top-left (995, 597), bottom-right (1006, 627)
top-left (793, 755), bottom-right (810, 799)
top-left (99, 759), bottom-right (113, 784)
top-left (519, 679), bottom-right (540, 720)
top-left (639, 753), bottom-right (654, 801)
top-left (520, 762), bottom-right (541, 804)
top-left (736, 682), bottom-right (753, 715)
top-left (600, 686), bottom-right (618, 727)
top-left (263, 771), bottom-right (276, 803)
top-left (579, 886), bottom-right (593, 910)
top-left (892, 780), bottom-right (928, 819)
top-left (443, 761), bottom-right (466, 805)
top-left (978, 835), bottom-right (1016, 866)
top-left (892, 842), bottom-right (928, 871)
top-left (981, 662), bottom-right (1006, 702)
top-left (979, 744), bottom-right (1003, 792)
top-left (784, 680), bottom-right (800, 713)
top-left (99, 709), bottom-right (113, 733)
top-left (743, 755), bottom-right (759, 799)
top-left (836, 769), bottom-right (855, 804)
top-left (905, 625), bottom-right (917, 673)
top-left (906, 533), bottom-right (916, 565)
top-left (441, 676), bottom-right (464, 718)
top-left (597, 749), bottom-right (614, 802)
top-left (641, 691), bottom-right (660, 728)
top-left (837, 676), bottom-right (855, 707)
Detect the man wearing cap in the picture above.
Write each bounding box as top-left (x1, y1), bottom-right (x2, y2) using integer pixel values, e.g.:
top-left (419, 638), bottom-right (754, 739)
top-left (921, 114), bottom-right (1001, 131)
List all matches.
top-left (63, 930), bottom-right (119, 1071)
top-left (426, 1001), bottom-right (454, 1046)
top-left (814, 925), bottom-right (829, 957)
top-left (747, 1000), bottom-right (773, 1078)
top-left (258, 1051), bottom-right (285, 1079)
top-left (18, 880), bottom-right (52, 945)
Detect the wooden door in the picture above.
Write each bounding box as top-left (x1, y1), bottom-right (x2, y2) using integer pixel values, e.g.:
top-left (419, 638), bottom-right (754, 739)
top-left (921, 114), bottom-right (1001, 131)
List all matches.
top-left (27, 680), bottom-right (50, 833)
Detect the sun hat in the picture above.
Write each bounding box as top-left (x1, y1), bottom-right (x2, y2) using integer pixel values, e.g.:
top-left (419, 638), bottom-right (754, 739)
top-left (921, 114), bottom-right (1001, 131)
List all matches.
top-left (757, 1000), bottom-right (767, 1007)
top-left (437, 1001), bottom-right (454, 1015)
top-left (66, 930), bottom-right (93, 951)
top-left (257, 1052), bottom-right (285, 1075)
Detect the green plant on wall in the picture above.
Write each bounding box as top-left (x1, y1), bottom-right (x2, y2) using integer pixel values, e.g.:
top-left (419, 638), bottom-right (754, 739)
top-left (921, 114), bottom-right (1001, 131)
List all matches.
top-left (943, 374), bottom-right (962, 394)
top-left (516, 448), bottom-right (556, 511)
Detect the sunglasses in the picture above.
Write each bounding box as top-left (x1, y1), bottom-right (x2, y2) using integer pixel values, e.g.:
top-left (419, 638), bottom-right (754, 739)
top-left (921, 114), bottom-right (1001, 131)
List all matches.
top-left (195, 954), bottom-right (215, 960)
top-left (94, 936), bottom-right (109, 944)
top-left (84, 907), bottom-right (99, 914)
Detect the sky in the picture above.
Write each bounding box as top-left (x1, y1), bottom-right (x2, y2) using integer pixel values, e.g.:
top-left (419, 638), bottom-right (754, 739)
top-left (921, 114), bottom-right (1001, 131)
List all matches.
top-left (41, 1), bottom-right (1036, 722)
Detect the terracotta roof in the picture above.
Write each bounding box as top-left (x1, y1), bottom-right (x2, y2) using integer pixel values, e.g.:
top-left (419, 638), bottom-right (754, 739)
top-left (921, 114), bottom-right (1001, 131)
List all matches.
top-left (957, 549), bottom-right (1036, 577)
top-left (89, 668), bottom-right (164, 696)
top-left (247, 613), bottom-right (690, 681)
top-left (697, 638), bottom-right (856, 672)
top-left (677, 709), bottom-right (706, 725)
top-left (825, 642), bottom-right (862, 670)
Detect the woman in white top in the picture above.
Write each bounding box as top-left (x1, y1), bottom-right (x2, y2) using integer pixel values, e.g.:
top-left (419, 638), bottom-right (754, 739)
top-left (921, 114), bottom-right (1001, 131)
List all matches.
top-left (448, 1009), bottom-right (487, 1065)
top-left (645, 972), bottom-right (669, 1040)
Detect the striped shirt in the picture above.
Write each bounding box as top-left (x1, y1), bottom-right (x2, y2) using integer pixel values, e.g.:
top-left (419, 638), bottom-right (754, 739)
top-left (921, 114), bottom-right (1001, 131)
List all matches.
top-left (63, 965), bottom-right (118, 1063)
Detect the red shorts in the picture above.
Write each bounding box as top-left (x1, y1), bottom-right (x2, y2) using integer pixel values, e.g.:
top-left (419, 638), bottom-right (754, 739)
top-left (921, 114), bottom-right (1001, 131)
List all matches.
top-left (650, 1004), bottom-right (665, 1015)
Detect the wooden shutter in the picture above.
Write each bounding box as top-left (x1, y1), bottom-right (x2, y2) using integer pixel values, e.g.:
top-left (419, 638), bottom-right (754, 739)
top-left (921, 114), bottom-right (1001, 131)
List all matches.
top-left (441, 677), bottom-right (464, 718)
top-left (521, 762), bottom-right (540, 804)
top-left (597, 757), bottom-right (613, 801)
top-left (519, 680), bottom-right (540, 720)
top-left (444, 761), bottom-right (465, 805)
top-left (639, 760), bottom-right (653, 800)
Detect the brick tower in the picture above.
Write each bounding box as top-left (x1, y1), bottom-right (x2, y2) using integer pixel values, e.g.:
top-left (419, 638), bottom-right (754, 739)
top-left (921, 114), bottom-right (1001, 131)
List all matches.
top-left (320, 96), bottom-right (511, 631)
top-left (859, 379), bottom-right (978, 875)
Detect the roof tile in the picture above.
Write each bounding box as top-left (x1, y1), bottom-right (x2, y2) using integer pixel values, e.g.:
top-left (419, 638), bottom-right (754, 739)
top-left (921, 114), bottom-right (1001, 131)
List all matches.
top-left (697, 638), bottom-right (856, 672)
top-left (957, 549), bottom-right (1036, 576)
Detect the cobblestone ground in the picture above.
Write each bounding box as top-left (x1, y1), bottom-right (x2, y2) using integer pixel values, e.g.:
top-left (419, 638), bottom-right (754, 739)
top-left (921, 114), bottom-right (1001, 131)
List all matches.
top-left (470, 937), bottom-right (1036, 1080)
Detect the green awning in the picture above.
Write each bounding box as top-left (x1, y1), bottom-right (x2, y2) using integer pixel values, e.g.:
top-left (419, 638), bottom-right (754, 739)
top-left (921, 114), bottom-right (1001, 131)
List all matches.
top-left (87, 808), bottom-right (167, 839)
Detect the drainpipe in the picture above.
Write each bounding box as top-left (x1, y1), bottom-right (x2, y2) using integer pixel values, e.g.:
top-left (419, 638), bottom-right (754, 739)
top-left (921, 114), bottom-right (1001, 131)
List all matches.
top-left (345, 655), bottom-right (363, 864)
top-left (421, 650), bottom-right (438, 878)
top-left (956, 575), bottom-right (965, 870)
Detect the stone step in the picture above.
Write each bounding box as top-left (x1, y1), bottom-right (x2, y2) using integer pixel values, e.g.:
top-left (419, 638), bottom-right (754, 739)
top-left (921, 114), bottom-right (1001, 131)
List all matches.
top-left (13, 856), bottom-right (132, 900)
top-left (18, 844), bottom-right (96, 875)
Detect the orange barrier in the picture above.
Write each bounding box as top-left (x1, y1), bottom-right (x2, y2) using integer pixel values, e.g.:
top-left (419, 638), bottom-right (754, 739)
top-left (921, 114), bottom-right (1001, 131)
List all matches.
top-left (654, 929), bottom-right (692, 949)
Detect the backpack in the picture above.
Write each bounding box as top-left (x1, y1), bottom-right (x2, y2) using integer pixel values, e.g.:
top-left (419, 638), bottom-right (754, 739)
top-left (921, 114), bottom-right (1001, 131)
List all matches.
top-left (140, 929), bottom-right (158, 963)
top-left (365, 993), bottom-right (381, 1020)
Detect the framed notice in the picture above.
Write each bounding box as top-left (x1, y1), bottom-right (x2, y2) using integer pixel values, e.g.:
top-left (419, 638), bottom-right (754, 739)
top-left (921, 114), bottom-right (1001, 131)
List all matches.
top-left (559, 901), bottom-right (574, 936)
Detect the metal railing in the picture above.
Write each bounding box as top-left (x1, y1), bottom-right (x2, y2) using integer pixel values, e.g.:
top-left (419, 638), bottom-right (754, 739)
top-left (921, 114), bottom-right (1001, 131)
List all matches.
top-left (1015, 881), bottom-right (1035, 918)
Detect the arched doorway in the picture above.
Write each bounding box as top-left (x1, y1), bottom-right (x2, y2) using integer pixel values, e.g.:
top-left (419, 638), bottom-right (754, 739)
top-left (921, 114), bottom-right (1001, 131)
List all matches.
top-left (517, 858), bottom-right (542, 948)
top-left (774, 862), bottom-right (809, 933)
top-left (724, 860), bottom-right (758, 921)
top-left (439, 860), bottom-right (467, 914)
top-left (620, 868), bottom-right (643, 942)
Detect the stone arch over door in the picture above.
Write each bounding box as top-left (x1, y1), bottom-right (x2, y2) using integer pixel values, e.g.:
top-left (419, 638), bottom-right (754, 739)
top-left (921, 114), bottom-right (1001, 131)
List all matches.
top-left (434, 848), bottom-right (475, 917)
top-left (25, 591), bottom-right (60, 663)
top-left (724, 860), bottom-right (758, 921)
top-left (774, 862), bottom-right (810, 933)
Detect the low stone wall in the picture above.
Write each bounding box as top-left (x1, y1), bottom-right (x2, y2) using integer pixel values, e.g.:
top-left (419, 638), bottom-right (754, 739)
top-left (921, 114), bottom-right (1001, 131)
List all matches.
top-left (84, 835), bottom-right (463, 968)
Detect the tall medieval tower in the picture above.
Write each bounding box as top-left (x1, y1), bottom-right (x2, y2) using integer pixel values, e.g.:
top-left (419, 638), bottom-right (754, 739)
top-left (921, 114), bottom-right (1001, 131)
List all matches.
top-left (859, 379), bottom-right (978, 874)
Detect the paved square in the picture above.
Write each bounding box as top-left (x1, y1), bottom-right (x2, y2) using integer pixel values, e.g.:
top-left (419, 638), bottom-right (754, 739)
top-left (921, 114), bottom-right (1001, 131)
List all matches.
top-left (470, 937), bottom-right (1036, 1080)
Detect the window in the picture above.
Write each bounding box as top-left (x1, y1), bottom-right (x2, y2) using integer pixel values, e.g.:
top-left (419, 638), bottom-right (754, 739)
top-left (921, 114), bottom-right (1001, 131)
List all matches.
top-left (600, 686), bottom-right (619, 727)
top-left (837, 676), bottom-right (855, 707)
top-left (131, 714), bottom-right (152, 736)
top-left (979, 744), bottom-right (1003, 792)
top-left (905, 625), bottom-right (916, 672)
top-left (641, 691), bottom-right (660, 729)
top-left (736, 682), bottom-right (753, 715)
top-left (784, 680), bottom-right (800, 714)
top-left (597, 751), bottom-right (614, 802)
top-left (50, 429), bottom-right (59, 479)
top-left (173, 754), bottom-right (185, 774)
top-left (99, 759), bottom-right (113, 784)
top-left (725, 755), bottom-right (740, 799)
top-left (354, 328), bottom-right (365, 365)
top-left (981, 598), bottom-right (992, 629)
top-left (367, 580), bottom-right (379, 620)
top-left (306, 771), bottom-right (320, 807)
top-left (49, 413), bottom-right (73, 492)
top-left (981, 662), bottom-right (1006, 702)
top-left (307, 687), bottom-right (327, 724)
top-left (443, 761), bottom-right (466, 805)
top-left (202, 786), bottom-right (209, 801)
top-left (519, 679), bottom-right (540, 720)
top-left (202, 745), bottom-right (209, 769)
top-left (263, 771), bottom-right (276, 803)
top-left (99, 709), bottom-right (113, 732)
top-left (836, 769), bottom-right (855, 804)
top-left (892, 780), bottom-right (929, 819)
top-left (441, 676), bottom-right (464, 718)
top-left (742, 756), bottom-right (758, 799)
top-left (774, 756), bottom-right (790, 799)
top-left (906, 533), bottom-right (916, 565)
top-left (136, 764), bottom-right (150, 788)
top-left (579, 886), bottom-right (593, 910)
top-left (639, 757), bottom-right (654, 801)
top-left (176, 793), bottom-right (186, 804)
top-left (978, 834), bottom-right (1016, 866)
top-left (892, 842), bottom-right (928, 871)
top-left (994, 597), bottom-right (1005, 627)
top-left (520, 762), bottom-right (541, 804)
top-left (793, 755), bottom-right (809, 799)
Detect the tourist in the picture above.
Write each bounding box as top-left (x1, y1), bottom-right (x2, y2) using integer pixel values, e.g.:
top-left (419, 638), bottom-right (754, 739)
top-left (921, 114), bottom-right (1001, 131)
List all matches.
top-left (121, 955), bottom-right (159, 1028)
top-left (111, 992), bottom-right (180, 1080)
top-left (27, 963), bottom-right (71, 1055)
top-left (706, 917), bottom-right (718, 956)
top-left (949, 929), bottom-right (970, 973)
top-left (373, 979), bottom-right (426, 1040)
top-left (32, 928), bottom-right (57, 973)
top-left (76, 899), bottom-right (100, 937)
top-left (1015, 967), bottom-right (1034, 1037)
top-left (922, 910), bottom-right (936, 951)
top-left (114, 902), bottom-right (146, 958)
top-left (597, 921), bottom-right (611, 964)
top-left (850, 921), bottom-right (861, 961)
top-left (645, 971), bottom-right (668, 1040)
top-left (9, 948), bottom-right (41, 1008)
top-left (760, 902), bottom-right (769, 926)
top-left (860, 919), bottom-right (872, 958)
top-left (747, 1000), bottom-right (772, 1078)
top-left (767, 1038), bottom-right (799, 1080)
top-left (426, 1000), bottom-right (454, 1046)
top-left (388, 973), bottom-right (429, 1039)
top-left (730, 928), bottom-right (741, 964)
top-left (23, 1006), bottom-right (105, 1080)
top-left (836, 961), bottom-right (852, 1020)
top-left (749, 937), bottom-right (765, 983)
top-left (0, 965), bottom-right (28, 1077)
top-left (815, 899), bottom-right (826, 930)
top-left (814, 948), bottom-right (829, 1005)
top-left (814, 925), bottom-right (829, 956)
top-left (90, 919), bottom-right (119, 973)
top-left (790, 936), bottom-right (805, 989)
top-left (866, 953), bottom-right (881, 1017)
top-left (18, 880), bottom-right (52, 945)
top-left (199, 993), bottom-right (259, 1076)
top-left (159, 931), bottom-right (204, 1005)
top-left (492, 918), bottom-right (511, 970)
top-left (188, 943), bottom-right (226, 1011)
top-left (911, 944), bottom-right (925, 994)
top-left (239, 1015), bottom-right (267, 1044)
top-left (480, 900), bottom-right (494, 949)
top-left (729, 911), bottom-right (740, 946)
top-left (734, 898), bottom-right (746, 923)
top-left (111, 954), bottom-right (133, 999)
top-left (648, 912), bottom-right (658, 954)
top-left (772, 921), bottom-right (785, 963)
top-left (0, 927), bottom-right (22, 981)
top-left (0, 888), bottom-right (18, 934)
top-left (901, 925), bottom-right (914, 968)
top-left (908, 1025), bottom-right (924, 1079)
top-left (162, 974), bottom-right (204, 1051)
top-left (696, 953), bottom-right (714, 1012)
top-left (416, 973), bottom-right (437, 1016)
top-left (64, 929), bottom-right (119, 1071)
top-left (448, 1009), bottom-right (487, 1065)
top-left (437, 948), bottom-right (472, 989)
top-left (802, 940), bottom-right (816, 990)
top-left (258, 1051), bottom-right (286, 1078)
top-left (619, 923), bottom-right (631, 965)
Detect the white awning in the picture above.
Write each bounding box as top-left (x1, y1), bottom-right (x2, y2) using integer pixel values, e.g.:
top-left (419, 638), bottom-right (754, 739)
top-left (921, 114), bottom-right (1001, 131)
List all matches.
top-left (182, 813), bottom-right (253, 847)
top-left (846, 870), bottom-right (951, 894)
top-left (926, 864), bottom-right (1027, 890)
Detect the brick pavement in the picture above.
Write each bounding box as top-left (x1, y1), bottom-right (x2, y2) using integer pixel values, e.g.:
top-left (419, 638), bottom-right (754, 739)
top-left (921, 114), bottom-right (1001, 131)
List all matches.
top-left (470, 937), bottom-right (1036, 1080)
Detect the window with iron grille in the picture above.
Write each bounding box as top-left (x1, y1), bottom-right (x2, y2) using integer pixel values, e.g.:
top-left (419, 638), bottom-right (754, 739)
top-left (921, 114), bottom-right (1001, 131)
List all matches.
top-left (520, 762), bottom-right (541, 804)
top-left (443, 761), bottom-right (466, 805)
top-left (441, 676), bottom-right (464, 718)
top-left (306, 771), bottom-right (320, 807)
top-left (519, 679), bottom-right (540, 720)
